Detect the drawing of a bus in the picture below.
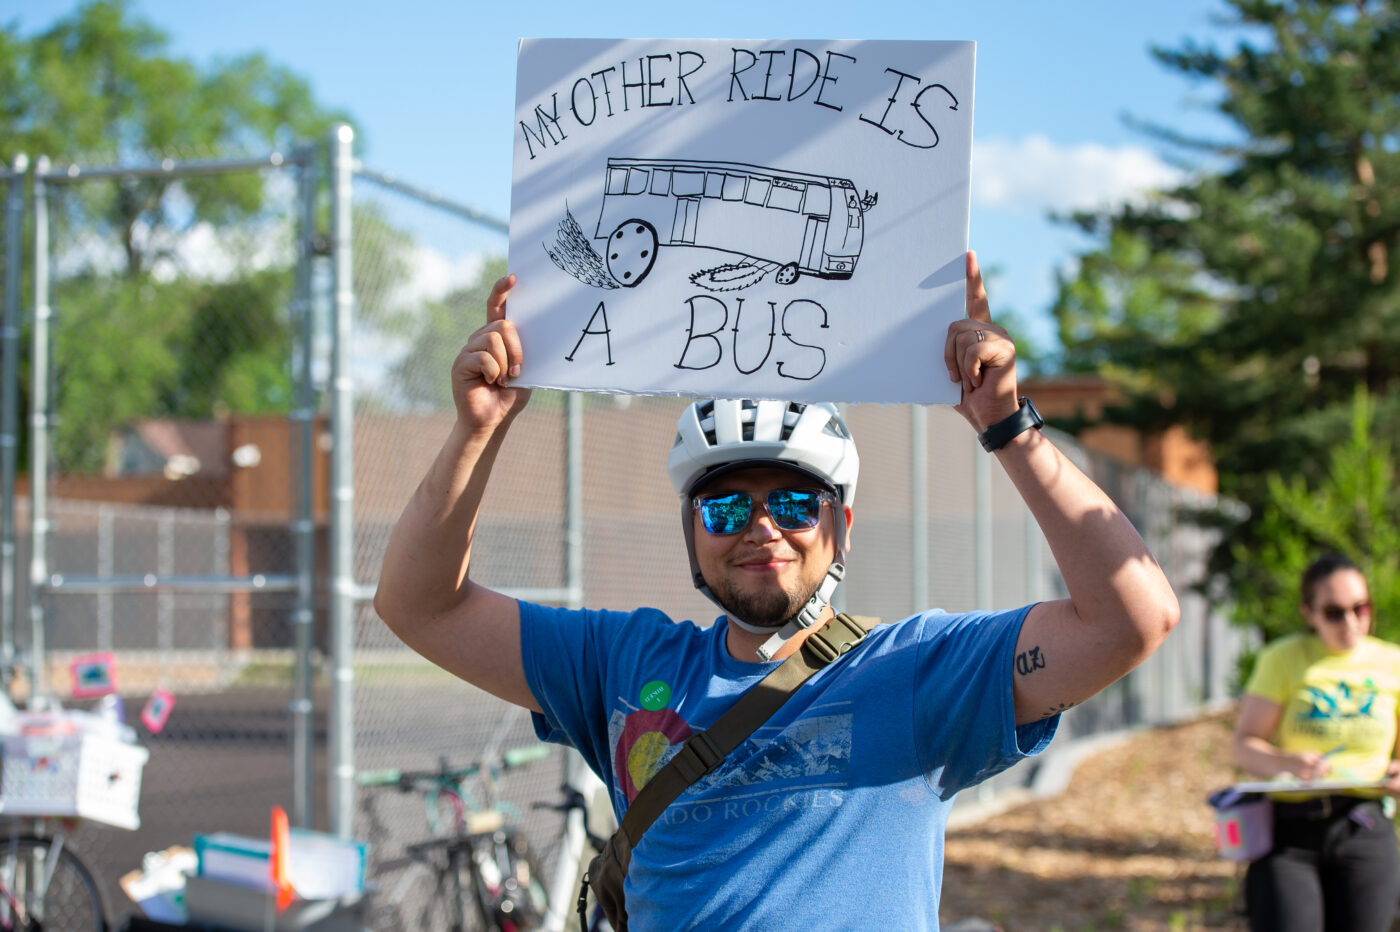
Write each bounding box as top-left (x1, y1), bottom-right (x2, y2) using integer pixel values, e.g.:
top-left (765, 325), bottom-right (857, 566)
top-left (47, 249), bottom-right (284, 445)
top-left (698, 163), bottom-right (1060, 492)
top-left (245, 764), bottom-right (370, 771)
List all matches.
top-left (594, 157), bottom-right (876, 288)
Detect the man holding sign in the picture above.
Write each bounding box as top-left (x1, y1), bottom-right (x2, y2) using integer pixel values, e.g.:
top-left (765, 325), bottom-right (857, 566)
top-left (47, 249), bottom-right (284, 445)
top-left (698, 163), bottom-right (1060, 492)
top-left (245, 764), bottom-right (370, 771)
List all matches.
top-left (375, 251), bottom-right (1180, 930)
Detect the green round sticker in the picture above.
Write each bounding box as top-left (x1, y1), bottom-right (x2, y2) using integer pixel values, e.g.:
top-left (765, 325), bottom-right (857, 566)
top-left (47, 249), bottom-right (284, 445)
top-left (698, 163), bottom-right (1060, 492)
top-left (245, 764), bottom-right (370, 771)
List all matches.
top-left (639, 680), bottom-right (671, 711)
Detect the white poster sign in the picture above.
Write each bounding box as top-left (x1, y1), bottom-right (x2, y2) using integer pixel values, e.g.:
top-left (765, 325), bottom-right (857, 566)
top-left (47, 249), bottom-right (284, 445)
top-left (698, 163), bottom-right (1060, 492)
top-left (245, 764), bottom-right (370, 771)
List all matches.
top-left (508, 38), bottom-right (975, 405)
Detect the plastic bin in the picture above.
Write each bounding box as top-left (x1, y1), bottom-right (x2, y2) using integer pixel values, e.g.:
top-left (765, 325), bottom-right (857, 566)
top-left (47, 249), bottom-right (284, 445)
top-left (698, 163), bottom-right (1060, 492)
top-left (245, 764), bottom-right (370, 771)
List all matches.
top-left (0, 732), bottom-right (150, 829)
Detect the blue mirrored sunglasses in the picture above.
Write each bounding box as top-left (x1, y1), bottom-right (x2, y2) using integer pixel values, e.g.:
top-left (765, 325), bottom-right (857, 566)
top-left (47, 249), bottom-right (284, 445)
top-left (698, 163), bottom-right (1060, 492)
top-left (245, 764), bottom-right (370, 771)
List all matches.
top-left (692, 488), bottom-right (835, 535)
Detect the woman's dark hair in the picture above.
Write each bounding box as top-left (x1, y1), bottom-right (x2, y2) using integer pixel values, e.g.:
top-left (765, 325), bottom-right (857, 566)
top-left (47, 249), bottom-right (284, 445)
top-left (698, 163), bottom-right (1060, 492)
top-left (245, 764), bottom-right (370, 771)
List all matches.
top-left (1301, 552), bottom-right (1362, 606)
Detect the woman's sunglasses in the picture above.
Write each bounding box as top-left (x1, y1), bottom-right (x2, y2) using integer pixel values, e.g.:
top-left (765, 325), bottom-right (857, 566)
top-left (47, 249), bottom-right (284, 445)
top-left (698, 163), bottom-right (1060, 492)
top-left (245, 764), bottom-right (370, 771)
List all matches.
top-left (692, 488), bottom-right (835, 535)
top-left (1318, 601), bottom-right (1372, 624)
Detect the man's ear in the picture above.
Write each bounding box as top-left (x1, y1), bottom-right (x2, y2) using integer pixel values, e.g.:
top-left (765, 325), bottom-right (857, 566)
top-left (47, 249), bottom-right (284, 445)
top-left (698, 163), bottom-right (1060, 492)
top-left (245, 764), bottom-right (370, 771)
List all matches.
top-left (842, 506), bottom-right (854, 553)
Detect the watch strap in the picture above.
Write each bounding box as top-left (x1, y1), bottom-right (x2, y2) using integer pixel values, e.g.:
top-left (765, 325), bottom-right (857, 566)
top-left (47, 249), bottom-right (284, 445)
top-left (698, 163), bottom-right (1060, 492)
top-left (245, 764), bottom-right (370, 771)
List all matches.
top-left (978, 396), bottom-right (1043, 452)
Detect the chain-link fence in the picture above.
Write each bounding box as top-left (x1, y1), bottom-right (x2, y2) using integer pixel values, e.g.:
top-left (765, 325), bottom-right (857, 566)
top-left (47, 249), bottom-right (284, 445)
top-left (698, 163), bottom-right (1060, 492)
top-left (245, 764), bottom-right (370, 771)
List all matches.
top-left (345, 155), bottom-right (575, 930)
top-left (1, 125), bottom-right (1248, 930)
top-left (3, 142), bottom-right (329, 921)
top-left (2, 156), bottom-right (26, 675)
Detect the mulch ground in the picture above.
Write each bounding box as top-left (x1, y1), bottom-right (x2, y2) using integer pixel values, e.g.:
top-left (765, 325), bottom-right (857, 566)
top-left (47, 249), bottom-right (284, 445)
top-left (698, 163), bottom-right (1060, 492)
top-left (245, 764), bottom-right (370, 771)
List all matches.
top-left (939, 711), bottom-right (1251, 932)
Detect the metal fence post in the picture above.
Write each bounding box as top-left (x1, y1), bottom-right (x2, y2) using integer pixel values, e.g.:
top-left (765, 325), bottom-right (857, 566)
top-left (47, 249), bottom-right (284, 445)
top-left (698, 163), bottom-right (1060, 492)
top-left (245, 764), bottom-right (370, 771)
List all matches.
top-left (911, 405), bottom-right (929, 609)
top-left (1, 154), bottom-right (26, 663)
top-left (1024, 505), bottom-right (1042, 605)
top-left (328, 124), bottom-right (357, 837)
top-left (290, 142), bottom-right (319, 829)
top-left (566, 393), bottom-right (584, 609)
top-left (28, 157), bottom-right (50, 694)
top-left (974, 436), bottom-right (993, 608)
top-left (98, 505), bottom-right (113, 650)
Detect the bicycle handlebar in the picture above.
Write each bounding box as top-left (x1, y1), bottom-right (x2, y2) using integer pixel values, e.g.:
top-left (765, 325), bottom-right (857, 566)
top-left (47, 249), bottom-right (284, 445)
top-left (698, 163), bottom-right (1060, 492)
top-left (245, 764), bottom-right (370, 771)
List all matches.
top-left (503, 743), bottom-right (551, 768)
top-left (356, 743), bottom-right (552, 789)
top-left (534, 783), bottom-right (609, 852)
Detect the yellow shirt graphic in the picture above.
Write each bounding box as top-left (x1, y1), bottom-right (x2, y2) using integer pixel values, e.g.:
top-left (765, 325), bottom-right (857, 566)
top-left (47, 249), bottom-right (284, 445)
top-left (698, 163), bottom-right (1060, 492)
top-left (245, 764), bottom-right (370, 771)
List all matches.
top-left (1245, 633), bottom-right (1400, 798)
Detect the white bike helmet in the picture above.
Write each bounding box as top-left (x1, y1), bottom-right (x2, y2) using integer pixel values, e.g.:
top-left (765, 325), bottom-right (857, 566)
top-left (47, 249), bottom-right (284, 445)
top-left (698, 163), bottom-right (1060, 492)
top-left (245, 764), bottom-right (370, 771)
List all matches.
top-left (668, 399), bottom-right (859, 659)
top-left (668, 399), bottom-right (859, 505)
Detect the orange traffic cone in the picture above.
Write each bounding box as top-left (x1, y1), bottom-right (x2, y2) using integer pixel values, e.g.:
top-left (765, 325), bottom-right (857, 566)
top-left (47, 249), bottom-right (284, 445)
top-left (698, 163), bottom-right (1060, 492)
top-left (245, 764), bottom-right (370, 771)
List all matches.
top-left (270, 806), bottom-right (295, 912)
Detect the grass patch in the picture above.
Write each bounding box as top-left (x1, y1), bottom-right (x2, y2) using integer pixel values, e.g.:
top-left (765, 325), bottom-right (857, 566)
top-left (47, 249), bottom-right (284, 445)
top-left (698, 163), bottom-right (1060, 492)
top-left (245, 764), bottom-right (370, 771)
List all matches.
top-left (227, 657), bottom-right (463, 687)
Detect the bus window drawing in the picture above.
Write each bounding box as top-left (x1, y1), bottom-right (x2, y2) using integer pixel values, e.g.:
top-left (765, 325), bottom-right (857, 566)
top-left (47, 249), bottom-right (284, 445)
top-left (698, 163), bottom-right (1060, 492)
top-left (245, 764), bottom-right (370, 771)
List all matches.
top-left (544, 158), bottom-right (878, 293)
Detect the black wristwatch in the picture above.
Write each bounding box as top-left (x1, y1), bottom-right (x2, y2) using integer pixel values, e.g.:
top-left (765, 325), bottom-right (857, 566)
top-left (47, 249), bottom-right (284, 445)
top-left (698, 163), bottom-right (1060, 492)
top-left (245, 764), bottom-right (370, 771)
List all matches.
top-left (978, 397), bottom-right (1043, 452)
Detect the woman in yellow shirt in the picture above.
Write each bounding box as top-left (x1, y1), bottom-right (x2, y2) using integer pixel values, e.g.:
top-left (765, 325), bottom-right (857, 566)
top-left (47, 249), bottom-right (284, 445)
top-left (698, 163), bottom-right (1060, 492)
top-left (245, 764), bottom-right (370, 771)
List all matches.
top-left (1234, 553), bottom-right (1400, 931)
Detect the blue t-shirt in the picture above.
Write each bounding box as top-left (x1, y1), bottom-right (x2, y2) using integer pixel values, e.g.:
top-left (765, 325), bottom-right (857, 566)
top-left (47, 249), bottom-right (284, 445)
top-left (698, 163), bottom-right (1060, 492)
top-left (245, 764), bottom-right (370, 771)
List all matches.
top-left (521, 603), bottom-right (1056, 931)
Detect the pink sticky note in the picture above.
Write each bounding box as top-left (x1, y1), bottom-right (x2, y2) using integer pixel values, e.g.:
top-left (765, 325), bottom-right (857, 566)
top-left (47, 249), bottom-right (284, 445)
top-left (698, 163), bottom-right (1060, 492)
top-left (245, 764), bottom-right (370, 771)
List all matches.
top-left (141, 688), bottom-right (176, 733)
top-left (69, 652), bottom-right (117, 698)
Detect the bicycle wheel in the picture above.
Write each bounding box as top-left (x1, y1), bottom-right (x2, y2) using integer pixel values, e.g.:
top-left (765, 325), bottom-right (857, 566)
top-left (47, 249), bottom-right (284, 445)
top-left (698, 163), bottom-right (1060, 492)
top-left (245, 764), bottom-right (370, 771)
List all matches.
top-left (0, 836), bottom-right (106, 932)
top-left (368, 845), bottom-right (466, 931)
top-left (464, 829), bottom-right (547, 932)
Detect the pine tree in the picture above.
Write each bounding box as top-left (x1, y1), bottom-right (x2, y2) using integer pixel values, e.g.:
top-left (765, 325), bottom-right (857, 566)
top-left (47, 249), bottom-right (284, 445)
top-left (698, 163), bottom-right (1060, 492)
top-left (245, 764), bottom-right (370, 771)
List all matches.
top-left (1053, 0), bottom-right (1400, 592)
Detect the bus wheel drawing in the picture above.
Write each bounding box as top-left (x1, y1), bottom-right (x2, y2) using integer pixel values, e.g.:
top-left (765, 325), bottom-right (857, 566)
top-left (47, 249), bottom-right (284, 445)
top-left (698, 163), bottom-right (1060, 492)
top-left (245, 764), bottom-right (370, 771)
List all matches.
top-left (606, 219), bottom-right (659, 287)
top-left (774, 262), bottom-right (800, 285)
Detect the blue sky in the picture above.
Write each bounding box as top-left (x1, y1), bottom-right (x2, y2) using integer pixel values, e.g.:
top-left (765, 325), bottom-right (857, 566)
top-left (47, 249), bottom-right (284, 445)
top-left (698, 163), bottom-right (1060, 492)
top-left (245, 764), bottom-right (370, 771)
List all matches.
top-left (9, 0), bottom-right (1244, 353)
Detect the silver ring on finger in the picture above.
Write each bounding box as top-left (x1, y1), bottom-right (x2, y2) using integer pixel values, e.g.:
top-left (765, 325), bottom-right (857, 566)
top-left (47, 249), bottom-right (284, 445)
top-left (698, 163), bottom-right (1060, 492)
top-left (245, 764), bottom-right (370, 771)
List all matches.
top-left (974, 329), bottom-right (986, 343)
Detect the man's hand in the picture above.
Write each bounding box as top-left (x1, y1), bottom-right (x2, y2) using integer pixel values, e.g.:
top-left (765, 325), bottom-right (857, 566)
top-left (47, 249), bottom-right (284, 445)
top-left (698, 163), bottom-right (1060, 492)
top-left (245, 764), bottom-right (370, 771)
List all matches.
top-left (944, 251), bottom-right (1021, 434)
top-left (453, 273), bottom-right (531, 432)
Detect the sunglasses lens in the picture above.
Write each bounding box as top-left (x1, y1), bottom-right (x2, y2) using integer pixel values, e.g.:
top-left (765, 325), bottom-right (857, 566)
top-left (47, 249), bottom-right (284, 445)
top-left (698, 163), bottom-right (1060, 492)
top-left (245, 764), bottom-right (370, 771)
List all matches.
top-left (1321, 602), bottom-right (1372, 623)
top-left (698, 493), bottom-right (752, 534)
top-left (767, 490), bottom-right (823, 530)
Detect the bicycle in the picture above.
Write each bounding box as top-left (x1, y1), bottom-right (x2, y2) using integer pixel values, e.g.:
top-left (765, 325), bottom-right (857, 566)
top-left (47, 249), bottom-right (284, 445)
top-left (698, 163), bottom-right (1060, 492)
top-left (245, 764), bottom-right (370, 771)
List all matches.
top-left (0, 679), bottom-right (142, 932)
top-left (532, 784), bottom-right (614, 932)
top-left (0, 815), bottom-right (107, 931)
top-left (358, 745), bottom-right (552, 932)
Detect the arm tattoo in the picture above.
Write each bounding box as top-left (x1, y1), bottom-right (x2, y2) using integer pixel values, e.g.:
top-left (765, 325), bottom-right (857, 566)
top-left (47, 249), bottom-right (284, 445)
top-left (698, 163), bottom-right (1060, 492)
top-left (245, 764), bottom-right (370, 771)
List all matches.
top-left (1040, 701), bottom-right (1076, 720)
top-left (1015, 644), bottom-right (1047, 677)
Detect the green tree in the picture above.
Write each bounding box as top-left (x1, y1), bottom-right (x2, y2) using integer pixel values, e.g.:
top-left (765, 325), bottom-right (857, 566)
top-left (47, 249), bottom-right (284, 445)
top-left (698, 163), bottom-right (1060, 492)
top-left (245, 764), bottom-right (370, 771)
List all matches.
top-left (386, 256), bottom-right (507, 411)
top-left (1231, 389), bottom-right (1400, 653)
top-left (50, 275), bottom-right (189, 472)
top-left (4, 0), bottom-right (347, 276)
top-left (1050, 0), bottom-right (1400, 595)
top-left (2, 1), bottom-right (357, 473)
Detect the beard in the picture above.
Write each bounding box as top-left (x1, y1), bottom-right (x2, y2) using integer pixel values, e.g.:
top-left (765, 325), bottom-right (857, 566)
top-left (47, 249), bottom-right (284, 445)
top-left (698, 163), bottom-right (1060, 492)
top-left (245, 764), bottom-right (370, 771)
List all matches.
top-left (710, 575), bottom-right (823, 628)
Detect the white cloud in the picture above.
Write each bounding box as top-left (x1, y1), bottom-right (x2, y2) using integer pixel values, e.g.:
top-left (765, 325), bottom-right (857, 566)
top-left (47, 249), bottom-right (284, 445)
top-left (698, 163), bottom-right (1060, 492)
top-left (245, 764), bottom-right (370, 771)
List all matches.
top-left (149, 218), bottom-right (293, 282)
top-left (393, 246), bottom-right (486, 309)
top-left (972, 134), bottom-right (1185, 215)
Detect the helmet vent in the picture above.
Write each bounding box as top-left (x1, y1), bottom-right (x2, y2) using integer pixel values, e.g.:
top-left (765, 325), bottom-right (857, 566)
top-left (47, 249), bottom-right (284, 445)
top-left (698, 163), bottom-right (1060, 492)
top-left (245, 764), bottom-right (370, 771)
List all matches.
top-left (780, 402), bottom-right (804, 440)
top-left (823, 413), bottom-right (852, 440)
top-left (696, 400), bottom-right (718, 445)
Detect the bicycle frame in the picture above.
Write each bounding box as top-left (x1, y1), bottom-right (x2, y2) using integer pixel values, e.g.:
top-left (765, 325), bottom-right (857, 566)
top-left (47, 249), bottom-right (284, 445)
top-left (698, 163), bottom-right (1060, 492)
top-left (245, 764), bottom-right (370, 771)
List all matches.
top-left (358, 748), bottom-right (549, 932)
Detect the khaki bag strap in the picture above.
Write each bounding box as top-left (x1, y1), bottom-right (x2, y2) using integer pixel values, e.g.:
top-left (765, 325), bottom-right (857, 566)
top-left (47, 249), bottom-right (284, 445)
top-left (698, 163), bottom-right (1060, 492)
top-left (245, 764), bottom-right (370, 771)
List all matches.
top-left (616, 611), bottom-right (880, 847)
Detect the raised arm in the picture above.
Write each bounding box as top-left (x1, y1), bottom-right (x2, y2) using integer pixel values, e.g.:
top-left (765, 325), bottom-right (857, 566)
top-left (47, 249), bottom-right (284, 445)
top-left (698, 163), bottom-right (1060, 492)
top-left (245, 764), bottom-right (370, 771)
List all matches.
top-left (945, 251), bottom-right (1180, 726)
top-left (373, 274), bottom-right (541, 711)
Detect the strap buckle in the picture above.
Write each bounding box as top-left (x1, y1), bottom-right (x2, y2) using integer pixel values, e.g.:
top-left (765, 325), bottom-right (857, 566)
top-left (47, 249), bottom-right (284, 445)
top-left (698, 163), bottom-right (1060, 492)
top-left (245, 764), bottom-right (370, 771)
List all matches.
top-left (804, 612), bottom-right (870, 664)
top-left (672, 731), bottom-right (723, 783)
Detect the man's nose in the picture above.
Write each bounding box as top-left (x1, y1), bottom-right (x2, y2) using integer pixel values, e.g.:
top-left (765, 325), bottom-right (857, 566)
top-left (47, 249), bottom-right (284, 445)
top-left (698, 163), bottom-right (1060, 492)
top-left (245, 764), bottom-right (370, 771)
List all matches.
top-left (742, 508), bottom-right (783, 541)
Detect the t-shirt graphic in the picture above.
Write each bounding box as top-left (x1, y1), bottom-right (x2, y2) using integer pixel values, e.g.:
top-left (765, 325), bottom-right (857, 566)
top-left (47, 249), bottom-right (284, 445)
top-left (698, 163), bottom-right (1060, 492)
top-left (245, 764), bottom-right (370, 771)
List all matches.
top-left (1301, 679), bottom-right (1378, 719)
top-left (610, 698), bottom-right (853, 803)
top-left (613, 706), bottom-right (693, 801)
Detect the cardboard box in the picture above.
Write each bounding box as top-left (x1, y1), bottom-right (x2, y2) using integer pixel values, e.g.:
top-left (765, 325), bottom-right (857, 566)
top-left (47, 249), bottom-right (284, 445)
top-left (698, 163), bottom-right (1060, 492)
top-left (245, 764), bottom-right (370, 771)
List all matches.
top-left (195, 832), bottom-right (273, 890)
top-left (183, 874), bottom-right (367, 932)
top-left (286, 829), bottom-right (367, 900)
top-left (194, 830), bottom-right (367, 899)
